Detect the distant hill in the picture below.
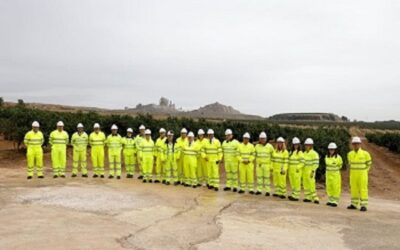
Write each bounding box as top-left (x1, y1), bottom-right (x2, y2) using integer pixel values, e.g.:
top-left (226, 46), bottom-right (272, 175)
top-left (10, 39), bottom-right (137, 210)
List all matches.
top-left (269, 113), bottom-right (348, 122)
top-left (184, 102), bottom-right (261, 120)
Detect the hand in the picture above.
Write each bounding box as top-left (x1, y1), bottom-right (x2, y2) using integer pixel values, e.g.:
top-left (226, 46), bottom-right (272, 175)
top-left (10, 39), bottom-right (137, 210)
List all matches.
top-left (280, 169), bottom-right (286, 175)
top-left (310, 171), bottom-right (315, 178)
top-left (216, 161), bottom-right (220, 164)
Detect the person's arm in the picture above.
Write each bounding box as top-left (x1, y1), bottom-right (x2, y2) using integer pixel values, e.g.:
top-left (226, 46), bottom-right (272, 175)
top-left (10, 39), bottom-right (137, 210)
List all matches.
top-left (338, 155), bottom-right (344, 170)
top-left (365, 151), bottom-right (372, 171)
top-left (217, 141), bottom-right (223, 162)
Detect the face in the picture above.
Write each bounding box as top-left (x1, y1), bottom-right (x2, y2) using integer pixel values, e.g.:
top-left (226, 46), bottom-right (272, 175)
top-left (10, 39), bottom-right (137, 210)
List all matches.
top-left (160, 132), bottom-right (166, 138)
top-left (243, 138), bottom-right (249, 144)
top-left (225, 134), bottom-right (232, 141)
top-left (57, 126), bottom-right (63, 131)
top-left (78, 127), bottom-right (84, 133)
top-left (352, 143), bottom-right (361, 150)
top-left (329, 149), bottom-right (335, 155)
top-left (198, 134), bottom-right (204, 139)
top-left (259, 138), bottom-right (266, 144)
top-left (168, 134), bottom-right (174, 142)
top-left (94, 128), bottom-right (100, 133)
top-left (33, 127), bottom-right (39, 132)
top-left (111, 129), bottom-right (117, 135)
top-left (145, 134), bottom-right (151, 139)
top-left (127, 132), bottom-right (132, 137)
top-left (181, 133), bottom-right (187, 139)
top-left (208, 134), bottom-right (214, 139)
top-left (293, 144), bottom-right (300, 150)
top-left (277, 142), bottom-right (284, 150)
top-left (188, 136), bottom-right (194, 142)
top-left (140, 129), bottom-right (145, 135)
top-left (305, 144), bottom-right (312, 151)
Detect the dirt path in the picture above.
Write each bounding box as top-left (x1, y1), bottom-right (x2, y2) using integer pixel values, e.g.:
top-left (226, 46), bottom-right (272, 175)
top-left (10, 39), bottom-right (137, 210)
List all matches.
top-left (349, 127), bottom-right (400, 201)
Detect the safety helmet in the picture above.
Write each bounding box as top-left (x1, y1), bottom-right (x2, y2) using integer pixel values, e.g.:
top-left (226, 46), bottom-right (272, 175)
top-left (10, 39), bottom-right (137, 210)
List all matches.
top-left (32, 121), bottom-right (40, 127)
top-left (259, 132), bottom-right (267, 139)
top-left (159, 128), bottom-right (166, 133)
top-left (198, 129), bottom-right (205, 135)
top-left (225, 129), bottom-right (233, 136)
top-left (243, 132), bottom-right (250, 139)
top-left (292, 137), bottom-right (301, 144)
top-left (304, 138), bottom-right (314, 145)
top-left (145, 129), bottom-right (151, 135)
top-left (111, 124), bottom-right (118, 130)
top-left (57, 121), bottom-right (64, 127)
top-left (328, 142), bottom-right (337, 149)
top-left (352, 136), bottom-right (362, 144)
top-left (127, 128), bottom-right (133, 133)
top-left (77, 123), bottom-right (84, 128)
top-left (93, 123), bottom-right (100, 129)
top-left (207, 129), bottom-right (214, 135)
top-left (277, 137), bottom-right (285, 143)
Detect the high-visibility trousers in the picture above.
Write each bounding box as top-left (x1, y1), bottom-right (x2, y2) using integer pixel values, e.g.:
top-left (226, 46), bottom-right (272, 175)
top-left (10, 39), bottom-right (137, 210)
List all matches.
top-left (108, 150), bottom-right (121, 177)
top-left (272, 166), bottom-right (287, 196)
top-left (288, 167), bottom-right (302, 199)
top-left (184, 156), bottom-right (198, 186)
top-left (350, 170), bottom-right (368, 207)
top-left (239, 163), bottom-right (254, 191)
top-left (197, 157), bottom-right (207, 184)
top-left (123, 153), bottom-right (135, 176)
top-left (27, 147), bottom-right (43, 177)
top-left (256, 163), bottom-right (271, 193)
top-left (142, 157), bottom-right (154, 181)
top-left (177, 157), bottom-right (184, 182)
top-left (51, 147), bottom-right (66, 176)
top-left (91, 146), bottom-right (105, 175)
top-left (155, 157), bottom-right (164, 181)
top-left (207, 159), bottom-right (220, 188)
top-left (72, 149), bottom-right (87, 175)
top-left (326, 171), bottom-right (341, 205)
top-left (164, 159), bottom-right (178, 183)
top-left (302, 167), bottom-right (319, 201)
top-left (225, 160), bottom-right (238, 189)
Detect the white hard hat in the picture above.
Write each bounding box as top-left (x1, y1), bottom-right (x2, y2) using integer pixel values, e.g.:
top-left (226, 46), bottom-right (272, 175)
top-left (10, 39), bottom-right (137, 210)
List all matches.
top-left (188, 132), bottom-right (195, 137)
top-left (259, 132), bottom-right (267, 139)
top-left (77, 123), bottom-right (84, 128)
top-left (304, 138), bottom-right (314, 145)
top-left (225, 129), bottom-right (233, 135)
top-left (57, 121), bottom-right (64, 127)
top-left (111, 124), bottom-right (118, 130)
top-left (127, 128), bottom-right (133, 133)
top-left (352, 136), bottom-right (362, 144)
top-left (328, 142), bottom-right (337, 149)
top-left (277, 137), bottom-right (285, 143)
top-left (93, 123), bottom-right (100, 129)
top-left (181, 128), bottom-right (188, 134)
top-left (207, 129), bottom-right (214, 135)
top-left (292, 137), bottom-right (301, 144)
top-left (145, 129), bottom-right (151, 135)
top-left (159, 128), bottom-right (166, 133)
top-left (139, 125), bottom-right (145, 130)
top-left (32, 121), bottom-right (40, 127)
top-left (167, 130), bottom-right (174, 136)
top-left (243, 132), bottom-right (250, 139)
top-left (198, 129), bottom-right (205, 135)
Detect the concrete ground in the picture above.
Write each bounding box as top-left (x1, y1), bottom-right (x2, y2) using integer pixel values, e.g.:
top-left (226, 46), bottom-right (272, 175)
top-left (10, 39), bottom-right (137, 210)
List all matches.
top-left (1, 166), bottom-right (400, 250)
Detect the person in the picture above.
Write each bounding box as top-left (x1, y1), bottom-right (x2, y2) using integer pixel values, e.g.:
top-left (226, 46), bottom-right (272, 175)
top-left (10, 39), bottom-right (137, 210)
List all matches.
top-left (161, 131), bottom-right (179, 185)
top-left (122, 128), bottom-right (136, 178)
top-left (106, 124), bottom-right (123, 179)
top-left (71, 123), bottom-right (88, 177)
top-left (89, 123), bottom-right (106, 178)
top-left (155, 128), bottom-right (167, 183)
top-left (302, 138), bottom-right (320, 204)
top-left (135, 125), bottom-right (146, 179)
top-left (222, 129), bottom-right (240, 192)
top-left (175, 128), bottom-right (188, 184)
top-left (49, 121), bottom-right (69, 178)
top-left (347, 136), bottom-right (372, 212)
top-left (138, 129), bottom-right (155, 183)
top-left (24, 121), bottom-right (44, 179)
top-left (271, 137), bottom-right (289, 199)
top-left (288, 137), bottom-right (304, 201)
top-left (196, 129), bottom-right (207, 186)
top-left (325, 142), bottom-right (343, 207)
top-left (237, 133), bottom-right (255, 194)
top-left (182, 132), bottom-right (201, 187)
top-left (201, 129), bottom-right (222, 191)
top-left (255, 132), bottom-right (274, 196)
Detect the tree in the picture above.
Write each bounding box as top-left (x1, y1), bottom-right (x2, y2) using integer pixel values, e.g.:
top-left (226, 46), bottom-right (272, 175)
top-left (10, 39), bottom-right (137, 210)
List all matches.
top-left (17, 99), bottom-right (25, 106)
top-left (0, 97), bottom-right (3, 106)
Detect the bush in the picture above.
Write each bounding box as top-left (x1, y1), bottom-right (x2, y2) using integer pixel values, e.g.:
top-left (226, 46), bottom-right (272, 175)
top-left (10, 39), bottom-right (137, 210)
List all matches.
top-left (366, 132), bottom-right (400, 153)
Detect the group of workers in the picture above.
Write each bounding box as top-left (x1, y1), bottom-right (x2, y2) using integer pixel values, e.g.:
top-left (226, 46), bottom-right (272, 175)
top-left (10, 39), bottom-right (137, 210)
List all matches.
top-left (24, 121), bottom-right (372, 212)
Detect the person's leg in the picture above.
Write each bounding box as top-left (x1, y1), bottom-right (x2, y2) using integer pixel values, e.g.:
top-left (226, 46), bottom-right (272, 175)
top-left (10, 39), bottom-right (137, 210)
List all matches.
top-left (239, 163), bottom-right (246, 192)
top-left (36, 148), bottom-right (44, 177)
top-left (360, 171), bottom-right (369, 208)
top-left (27, 149), bottom-right (34, 177)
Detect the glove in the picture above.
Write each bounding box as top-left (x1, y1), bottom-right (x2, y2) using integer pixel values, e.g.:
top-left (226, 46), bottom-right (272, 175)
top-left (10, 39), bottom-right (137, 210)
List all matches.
top-left (280, 169), bottom-right (286, 175)
top-left (216, 161), bottom-right (220, 164)
top-left (310, 171), bottom-right (315, 178)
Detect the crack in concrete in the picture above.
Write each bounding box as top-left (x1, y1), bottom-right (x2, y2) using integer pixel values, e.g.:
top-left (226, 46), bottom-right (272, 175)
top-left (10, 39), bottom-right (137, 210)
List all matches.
top-left (116, 194), bottom-right (202, 249)
top-left (188, 200), bottom-right (236, 250)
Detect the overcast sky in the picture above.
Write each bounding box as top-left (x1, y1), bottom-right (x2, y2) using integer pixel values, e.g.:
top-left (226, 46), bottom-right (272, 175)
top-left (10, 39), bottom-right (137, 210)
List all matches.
top-left (1, 0), bottom-right (399, 121)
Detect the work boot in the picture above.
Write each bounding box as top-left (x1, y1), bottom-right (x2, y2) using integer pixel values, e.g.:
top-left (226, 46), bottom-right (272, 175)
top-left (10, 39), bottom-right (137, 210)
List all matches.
top-left (27, 176), bottom-right (32, 180)
top-left (71, 174), bottom-right (77, 178)
top-left (314, 200), bottom-right (319, 204)
top-left (303, 199), bottom-right (311, 203)
top-left (265, 192), bottom-right (270, 197)
top-left (206, 184), bottom-right (210, 188)
top-left (162, 180), bottom-right (166, 184)
top-left (223, 187), bottom-right (231, 191)
top-left (174, 181), bottom-right (180, 186)
top-left (208, 185), bottom-right (213, 190)
top-left (214, 187), bottom-right (219, 192)
top-left (238, 190), bottom-right (245, 194)
top-left (155, 180), bottom-right (160, 183)
top-left (197, 184), bottom-right (201, 187)
top-left (93, 174), bottom-right (98, 178)
top-left (280, 195), bottom-right (286, 199)
top-left (117, 176), bottom-right (121, 179)
top-left (100, 175), bottom-right (105, 178)
top-left (249, 191), bottom-right (255, 195)
top-left (143, 179), bottom-right (147, 183)
top-left (331, 203), bottom-right (338, 207)
top-left (347, 204), bottom-right (357, 210)
top-left (60, 175), bottom-right (65, 178)
top-left (192, 185), bottom-right (197, 188)
top-left (289, 196), bottom-right (298, 201)
top-left (138, 175), bottom-right (143, 180)
top-left (53, 175), bottom-right (58, 179)
top-left (360, 206), bottom-right (367, 212)
top-left (273, 194), bottom-right (279, 197)
top-left (126, 174), bottom-right (133, 178)
top-left (232, 188), bottom-right (238, 192)
top-left (108, 175), bottom-right (114, 179)
top-left (82, 174), bottom-right (88, 178)
top-left (326, 202), bottom-right (332, 206)
top-left (255, 191), bottom-right (262, 195)
top-left (166, 182), bottom-right (170, 185)
top-left (38, 176), bottom-right (44, 179)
